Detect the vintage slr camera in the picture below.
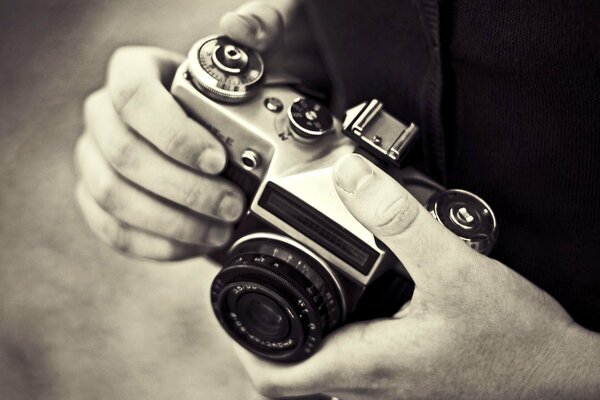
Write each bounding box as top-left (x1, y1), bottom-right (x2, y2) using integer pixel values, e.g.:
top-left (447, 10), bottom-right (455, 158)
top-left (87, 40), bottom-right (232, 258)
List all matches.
top-left (171, 35), bottom-right (498, 362)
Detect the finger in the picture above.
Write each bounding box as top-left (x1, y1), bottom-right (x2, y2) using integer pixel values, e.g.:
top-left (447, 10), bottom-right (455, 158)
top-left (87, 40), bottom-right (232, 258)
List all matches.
top-left (394, 299), bottom-right (412, 319)
top-left (234, 316), bottom-right (448, 400)
top-left (84, 90), bottom-right (245, 222)
top-left (76, 134), bottom-right (232, 247)
top-left (333, 154), bottom-right (481, 289)
top-left (219, 0), bottom-right (300, 52)
top-left (232, 319), bottom-right (406, 398)
top-left (105, 47), bottom-right (227, 174)
top-left (76, 182), bottom-right (200, 260)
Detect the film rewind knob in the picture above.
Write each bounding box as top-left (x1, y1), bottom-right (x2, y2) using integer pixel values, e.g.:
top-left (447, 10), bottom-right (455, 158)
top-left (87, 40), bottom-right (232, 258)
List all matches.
top-left (426, 189), bottom-right (498, 255)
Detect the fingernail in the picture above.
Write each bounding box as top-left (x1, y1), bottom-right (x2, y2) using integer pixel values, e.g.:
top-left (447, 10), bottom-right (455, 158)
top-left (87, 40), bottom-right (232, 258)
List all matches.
top-left (334, 154), bottom-right (374, 194)
top-left (217, 192), bottom-right (245, 221)
top-left (207, 224), bottom-right (230, 246)
top-left (197, 147), bottom-right (225, 174)
top-left (224, 12), bottom-right (262, 37)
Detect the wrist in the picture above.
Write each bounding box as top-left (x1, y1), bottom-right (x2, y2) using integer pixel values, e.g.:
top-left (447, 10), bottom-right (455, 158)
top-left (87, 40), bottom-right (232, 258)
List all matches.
top-left (562, 324), bottom-right (600, 396)
top-left (529, 324), bottom-right (600, 399)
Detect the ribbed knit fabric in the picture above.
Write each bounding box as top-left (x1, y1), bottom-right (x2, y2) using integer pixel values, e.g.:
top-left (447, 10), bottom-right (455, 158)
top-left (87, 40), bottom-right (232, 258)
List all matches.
top-left (304, 1), bottom-right (430, 127)
top-left (412, 0), bottom-right (447, 183)
top-left (306, 0), bottom-right (600, 331)
top-left (443, 0), bottom-right (600, 330)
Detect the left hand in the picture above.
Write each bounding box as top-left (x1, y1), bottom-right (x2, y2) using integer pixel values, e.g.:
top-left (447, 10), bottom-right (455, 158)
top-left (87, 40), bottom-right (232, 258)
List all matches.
top-left (233, 154), bottom-right (590, 399)
top-left (75, 1), bottom-right (299, 260)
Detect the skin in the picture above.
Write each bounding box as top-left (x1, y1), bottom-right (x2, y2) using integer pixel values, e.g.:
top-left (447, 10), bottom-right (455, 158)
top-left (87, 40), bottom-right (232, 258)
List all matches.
top-left (76, 1), bottom-right (600, 398)
top-left (235, 155), bottom-right (600, 399)
top-left (76, 1), bottom-right (295, 259)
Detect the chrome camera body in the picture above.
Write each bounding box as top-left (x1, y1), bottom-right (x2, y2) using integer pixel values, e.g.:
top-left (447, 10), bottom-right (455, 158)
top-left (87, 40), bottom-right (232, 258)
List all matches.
top-left (171, 35), bottom-right (497, 362)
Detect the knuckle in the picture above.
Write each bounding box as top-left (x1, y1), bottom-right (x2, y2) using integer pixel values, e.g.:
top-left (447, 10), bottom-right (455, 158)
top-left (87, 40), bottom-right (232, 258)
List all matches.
top-left (82, 90), bottom-right (105, 124)
top-left (108, 46), bottom-right (156, 116)
top-left (373, 193), bottom-right (418, 237)
top-left (108, 222), bottom-right (132, 253)
top-left (74, 134), bottom-right (87, 169)
top-left (108, 46), bottom-right (131, 66)
top-left (108, 46), bottom-right (143, 73)
top-left (183, 180), bottom-right (209, 211)
top-left (77, 181), bottom-right (131, 254)
top-left (111, 76), bottom-right (147, 116)
top-left (91, 171), bottom-right (121, 213)
top-left (163, 120), bottom-right (193, 155)
top-left (105, 134), bottom-right (138, 171)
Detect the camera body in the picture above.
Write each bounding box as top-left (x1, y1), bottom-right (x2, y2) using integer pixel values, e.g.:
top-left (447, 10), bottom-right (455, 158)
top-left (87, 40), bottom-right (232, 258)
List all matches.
top-left (171, 36), bottom-right (497, 362)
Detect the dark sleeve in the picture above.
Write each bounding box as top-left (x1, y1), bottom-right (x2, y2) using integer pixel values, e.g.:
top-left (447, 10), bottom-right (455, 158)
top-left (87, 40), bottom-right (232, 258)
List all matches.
top-left (270, 4), bottom-right (333, 103)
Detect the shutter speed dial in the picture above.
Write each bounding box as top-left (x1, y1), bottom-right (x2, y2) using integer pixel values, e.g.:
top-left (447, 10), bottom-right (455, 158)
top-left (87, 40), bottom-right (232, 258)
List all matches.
top-left (287, 97), bottom-right (334, 141)
top-left (188, 35), bottom-right (264, 103)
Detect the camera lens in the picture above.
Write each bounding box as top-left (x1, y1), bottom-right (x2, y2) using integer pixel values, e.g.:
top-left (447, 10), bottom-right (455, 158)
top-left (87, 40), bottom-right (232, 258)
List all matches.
top-left (211, 233), bottom-right (345, 362)
top-left (237, 293), bottom-right (289, 340)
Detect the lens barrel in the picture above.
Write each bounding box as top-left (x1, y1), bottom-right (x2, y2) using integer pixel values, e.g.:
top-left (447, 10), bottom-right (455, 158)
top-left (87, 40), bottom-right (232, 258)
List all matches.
top-left (211, 234), bottom-right (344, 362)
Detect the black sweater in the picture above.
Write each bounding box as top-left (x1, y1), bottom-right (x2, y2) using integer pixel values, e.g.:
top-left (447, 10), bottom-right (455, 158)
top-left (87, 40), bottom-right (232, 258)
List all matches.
top-left (303, 0), bottom-right (600, 331)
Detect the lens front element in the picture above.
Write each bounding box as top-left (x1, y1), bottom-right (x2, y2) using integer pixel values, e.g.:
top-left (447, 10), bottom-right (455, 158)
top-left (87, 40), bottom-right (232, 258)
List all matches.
top-left (237, 293), bottom-right (290, 339)
top-left (218, 279), bottom-right (304, 354)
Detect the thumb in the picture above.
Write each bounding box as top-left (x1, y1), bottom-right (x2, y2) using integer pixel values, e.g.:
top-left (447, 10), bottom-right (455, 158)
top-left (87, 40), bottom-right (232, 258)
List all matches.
top-left (219, 0), bottom-right (299, 53)
top-left (333, 154), bottom-right (481, 289)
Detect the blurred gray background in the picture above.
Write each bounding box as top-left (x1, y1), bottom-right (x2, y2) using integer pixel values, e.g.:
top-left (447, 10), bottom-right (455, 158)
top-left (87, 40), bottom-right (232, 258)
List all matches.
top-left (0, 0), bottom-right (261, 398)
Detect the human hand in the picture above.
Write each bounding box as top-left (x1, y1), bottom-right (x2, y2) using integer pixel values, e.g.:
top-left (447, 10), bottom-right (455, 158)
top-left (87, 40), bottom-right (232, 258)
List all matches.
top-left (75, 1), bottom-right (298, 260)
top-left (233, 154), bottom-right (599, 399)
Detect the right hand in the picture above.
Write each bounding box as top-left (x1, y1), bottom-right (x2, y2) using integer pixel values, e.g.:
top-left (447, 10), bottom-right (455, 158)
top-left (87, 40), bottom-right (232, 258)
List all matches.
top-left (75, 1), bottom-right (298, 260)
